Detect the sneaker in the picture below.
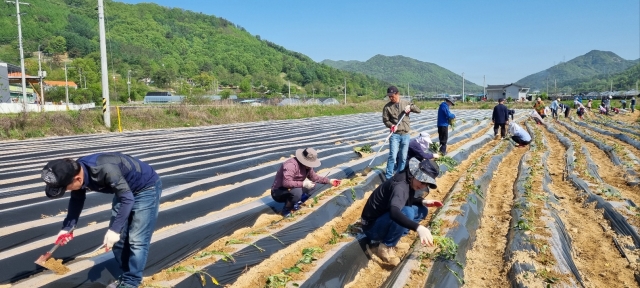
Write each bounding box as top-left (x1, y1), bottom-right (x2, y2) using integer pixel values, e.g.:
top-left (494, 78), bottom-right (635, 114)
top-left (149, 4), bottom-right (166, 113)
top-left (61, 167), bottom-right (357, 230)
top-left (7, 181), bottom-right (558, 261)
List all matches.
top-left (280, 207), bottom-right (292, 217)
top-left (375, 244), bottom-right (401, 265)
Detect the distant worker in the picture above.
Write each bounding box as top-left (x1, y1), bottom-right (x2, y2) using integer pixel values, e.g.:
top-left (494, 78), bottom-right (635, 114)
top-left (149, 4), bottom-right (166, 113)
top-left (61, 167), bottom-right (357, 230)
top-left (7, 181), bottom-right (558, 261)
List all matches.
top-left (632, 97), bottom-right (636, 113)
top-left (533, 97), bottom-right (546, 118)
top-left (437, 98), bottom-right (456, 155)
top-left (576, 103), bottom-right (586, 119)
top-left (492, 98), bottom-right (509, 140)
top-left (383, 85), bottom-right (421, 179)
top-left (558, 102), bottom-right (570, 118)
top-left (508, 109), bottom-right (516, 121)
top-left (271, 148), bottom-right (341, 217)
top-left (508, 122), bottom-right (531, 148)
top-left (40, 153), bottom-right (162, 288)
top-left (587, 99), bottom-right (592, 111)
top-left (360, 158), bottom-right (441, 265)
top-left (621, 99), bottom-right (627, 110)
top-left (550, 98), bottom-right (560, 120)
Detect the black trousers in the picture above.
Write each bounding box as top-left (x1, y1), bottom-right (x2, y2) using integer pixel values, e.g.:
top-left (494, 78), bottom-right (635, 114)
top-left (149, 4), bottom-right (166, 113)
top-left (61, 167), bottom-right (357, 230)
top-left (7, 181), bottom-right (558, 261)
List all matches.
top-left (493, 123), bottom-right (506, 138)
top-left (564, 108), bottom-right (570, 118)
top-left (271, 186), bottom-right (315, 208)
top-left (438, 126), bottom-right (448, 154)
top-left (512, 136), bottom-right (530, 146)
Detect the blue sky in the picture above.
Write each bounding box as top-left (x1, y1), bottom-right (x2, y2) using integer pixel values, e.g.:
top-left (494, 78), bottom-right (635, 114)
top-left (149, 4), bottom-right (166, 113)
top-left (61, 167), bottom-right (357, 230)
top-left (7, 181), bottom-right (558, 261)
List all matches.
top-left (121, 0), bottom-right (639, 86)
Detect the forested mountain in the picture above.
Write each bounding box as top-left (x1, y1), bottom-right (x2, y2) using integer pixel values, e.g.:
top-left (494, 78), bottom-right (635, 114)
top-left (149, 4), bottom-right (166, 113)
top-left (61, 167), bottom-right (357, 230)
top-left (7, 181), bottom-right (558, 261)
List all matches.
top-left (0, 0), bottom-right (389, 103)
top-left (516, 50), bottom-right (638, 91)
top-left (555, 62), bottom-right (640, 93)
top-left (321, 55), bottom-right (483, 94)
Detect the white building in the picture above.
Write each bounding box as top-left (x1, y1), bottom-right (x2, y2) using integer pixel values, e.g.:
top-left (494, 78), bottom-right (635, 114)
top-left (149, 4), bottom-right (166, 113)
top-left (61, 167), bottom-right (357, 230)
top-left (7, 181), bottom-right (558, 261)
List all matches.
top-left (486, 83), bottom-right (530, 101)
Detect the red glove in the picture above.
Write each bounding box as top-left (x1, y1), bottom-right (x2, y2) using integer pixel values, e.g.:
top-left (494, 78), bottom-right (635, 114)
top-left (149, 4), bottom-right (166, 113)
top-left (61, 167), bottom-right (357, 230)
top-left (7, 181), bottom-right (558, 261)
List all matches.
top-left (422, 200), bottom-right (443, 208)
top-left (390, 125), bottom-right (397, 133)
top-left (331, 179), bottom-right (341, 187)
top-left (55, 230), bottom-right (74, 246)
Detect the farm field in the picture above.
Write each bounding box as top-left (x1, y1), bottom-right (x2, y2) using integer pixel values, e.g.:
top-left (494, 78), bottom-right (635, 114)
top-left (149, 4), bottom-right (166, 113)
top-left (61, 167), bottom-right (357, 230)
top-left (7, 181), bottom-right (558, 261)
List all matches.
top-left (2, 109), bottom-right (640, 288)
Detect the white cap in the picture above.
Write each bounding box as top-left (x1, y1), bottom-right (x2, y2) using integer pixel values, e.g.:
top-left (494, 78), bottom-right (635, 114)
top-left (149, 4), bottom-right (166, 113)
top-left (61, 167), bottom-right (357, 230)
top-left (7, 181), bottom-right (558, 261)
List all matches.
top-left (419, 132), bottom-right (432, 144)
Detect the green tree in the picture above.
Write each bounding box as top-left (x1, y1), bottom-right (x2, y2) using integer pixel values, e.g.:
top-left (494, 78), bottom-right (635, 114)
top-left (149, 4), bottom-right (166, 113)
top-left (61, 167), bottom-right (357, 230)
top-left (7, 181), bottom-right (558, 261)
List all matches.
top-left (46, 36), bottom-right (67, 55)
top-left (239, 77), bottom-right (251, 93)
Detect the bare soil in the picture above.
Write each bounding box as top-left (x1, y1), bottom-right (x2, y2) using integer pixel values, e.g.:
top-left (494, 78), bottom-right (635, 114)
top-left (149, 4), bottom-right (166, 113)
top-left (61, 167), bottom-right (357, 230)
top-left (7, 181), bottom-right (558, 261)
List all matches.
top-left (540, 124), bottom-right (637, 287)
top-left (42, 258), bottom-right (70, 275)
top-left (464, 144), bottom-right (527, 287)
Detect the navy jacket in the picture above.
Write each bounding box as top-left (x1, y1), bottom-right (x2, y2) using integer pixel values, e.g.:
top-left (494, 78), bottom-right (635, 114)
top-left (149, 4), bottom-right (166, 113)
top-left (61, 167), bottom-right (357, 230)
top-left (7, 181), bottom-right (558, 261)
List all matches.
top-left (492, 103), bottom-right (509, 124)
top-left (437, 102), bottom-right (455, 127)
top-left (63, 152), bottom-right (159, 233)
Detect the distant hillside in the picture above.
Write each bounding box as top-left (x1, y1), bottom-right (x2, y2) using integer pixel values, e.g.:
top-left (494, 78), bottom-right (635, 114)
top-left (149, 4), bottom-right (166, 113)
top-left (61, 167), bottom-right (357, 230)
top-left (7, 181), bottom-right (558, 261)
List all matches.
top-left (516, 50), bottom-right (638, 90)
top-left (321, 55), bottom-right (483, 94)
top-left (0, 0), bottom-right (388, 103)
top-left (557, 62), bottom-right (640, 93)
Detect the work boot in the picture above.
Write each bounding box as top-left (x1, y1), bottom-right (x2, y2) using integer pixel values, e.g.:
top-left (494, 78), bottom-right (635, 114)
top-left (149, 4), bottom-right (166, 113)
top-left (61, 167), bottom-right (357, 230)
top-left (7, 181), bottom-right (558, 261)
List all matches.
top-left (375, 244), bottom-right (400, 265)
top-left (395, 242), bottom-right (411, 250)
top-left (300, 193), bottom-right (310, 204)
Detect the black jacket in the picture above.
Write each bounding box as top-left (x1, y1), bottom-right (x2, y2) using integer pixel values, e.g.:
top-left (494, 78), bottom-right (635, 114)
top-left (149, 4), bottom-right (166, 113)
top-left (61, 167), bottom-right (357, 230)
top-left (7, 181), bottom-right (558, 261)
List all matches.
top-left (492, 103), bottom-right (509, 124)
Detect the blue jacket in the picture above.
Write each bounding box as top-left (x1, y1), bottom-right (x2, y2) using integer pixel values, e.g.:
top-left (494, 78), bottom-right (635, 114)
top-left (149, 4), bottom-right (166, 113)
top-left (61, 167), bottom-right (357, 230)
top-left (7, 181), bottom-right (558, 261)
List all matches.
top-left (437, 102), bottom-right (455, 127)
top-left (63, 152), bottom-right (159, 233)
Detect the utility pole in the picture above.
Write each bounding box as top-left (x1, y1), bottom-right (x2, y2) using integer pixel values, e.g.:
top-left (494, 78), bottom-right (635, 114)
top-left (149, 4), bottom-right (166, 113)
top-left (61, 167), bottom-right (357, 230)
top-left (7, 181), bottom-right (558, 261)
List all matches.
top-left (288, 80), bottom-right (290, 101)
top-left (554, 79), bottom-right (557, 97)
top-left (342, 79), bottom-right (347, 103)
top-left (38, 45), bottom-right (44, 105)
top-left (127, 70), bottom-right (131, 101)
top-left (483, 75), bottom-right (486, 98)
top-left (610, 80), bottom-right (613, 92)
top-left (312, 86), bottom-right (315, 100)
top-left (462, 72), bottom-right (465, 102)
top-left (98, 0), bottom-right (110, 128)
top-left (64, 62), bottom-right (71, 107)
top-left (7, 0), bottom-right (30, 105)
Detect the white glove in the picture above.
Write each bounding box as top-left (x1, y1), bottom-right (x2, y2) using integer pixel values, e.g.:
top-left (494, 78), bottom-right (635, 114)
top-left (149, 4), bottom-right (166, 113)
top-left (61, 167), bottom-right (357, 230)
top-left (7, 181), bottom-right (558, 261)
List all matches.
top-left (302, 179), bottom-right (315, 189)
top-left (404, 105), bottom-right (411, 113)
top-left (432, 154), bottom-right (440, 159)
top-left (103, 229), bottom-right (121, 249)
top-left (416, 226), bottom-right (434, 246)
top-left (54, 230), bottom-right (74, 246)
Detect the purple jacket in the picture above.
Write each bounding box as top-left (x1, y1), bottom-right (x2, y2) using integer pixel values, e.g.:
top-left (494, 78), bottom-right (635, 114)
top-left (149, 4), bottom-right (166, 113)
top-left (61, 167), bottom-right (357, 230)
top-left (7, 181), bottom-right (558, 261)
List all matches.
top-left (271, 158), bottom-right (329, 189)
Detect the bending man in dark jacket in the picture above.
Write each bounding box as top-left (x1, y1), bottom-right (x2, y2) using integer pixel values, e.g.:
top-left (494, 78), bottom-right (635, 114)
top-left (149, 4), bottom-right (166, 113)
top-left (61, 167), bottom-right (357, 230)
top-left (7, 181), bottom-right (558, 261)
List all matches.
top-left (360, 158), bottom-right (442, 266)
top-left (492, 98), bottom-right (509, 140)
top-left (41, 152), bottom-right (162, 288)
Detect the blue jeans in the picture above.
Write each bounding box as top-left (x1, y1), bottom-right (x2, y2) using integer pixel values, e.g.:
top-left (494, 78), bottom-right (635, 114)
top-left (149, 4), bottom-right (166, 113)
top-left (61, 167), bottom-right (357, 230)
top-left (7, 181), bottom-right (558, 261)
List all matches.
top-left (110, 180), bottom-right (162, 287)
top-left (363, 205), bottom-right (428, 247)
top-left (386, 133), bottom-right (410, 179)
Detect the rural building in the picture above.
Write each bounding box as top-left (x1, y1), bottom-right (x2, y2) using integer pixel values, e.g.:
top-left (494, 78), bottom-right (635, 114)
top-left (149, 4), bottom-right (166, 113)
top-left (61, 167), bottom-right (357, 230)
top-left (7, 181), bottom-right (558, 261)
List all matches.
top-left (44, 80), bottom-right (77, 91)
top-left (486, 83), bottom-right (530, 101)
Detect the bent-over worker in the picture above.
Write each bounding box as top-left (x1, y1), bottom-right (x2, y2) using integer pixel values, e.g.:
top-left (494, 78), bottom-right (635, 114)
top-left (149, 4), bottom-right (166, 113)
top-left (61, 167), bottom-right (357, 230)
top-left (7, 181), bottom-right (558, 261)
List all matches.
top-left (271, 147), bottom-right (341, 217)
top-left (360, 158), bottom-right (442, 266)
top-left (41, 152), bottom-right (162, 288)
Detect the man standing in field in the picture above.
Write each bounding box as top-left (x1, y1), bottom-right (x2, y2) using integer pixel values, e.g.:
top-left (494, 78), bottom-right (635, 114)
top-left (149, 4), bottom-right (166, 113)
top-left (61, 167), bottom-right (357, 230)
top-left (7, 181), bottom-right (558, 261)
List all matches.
top-left (533, 97), bottom-right (546, 118)
top-left (360, 158), bottom-right (441, 265)
top-left (271, 147), bottom-right (341, 217)
top-left (436, 98), bottom-right (456, 155)
top-left (40, 153), bottom-right (162, 288)
top-left (492, 98), bottom-right (509, 140)
top-left (383, 85), bottom-right (421, 179)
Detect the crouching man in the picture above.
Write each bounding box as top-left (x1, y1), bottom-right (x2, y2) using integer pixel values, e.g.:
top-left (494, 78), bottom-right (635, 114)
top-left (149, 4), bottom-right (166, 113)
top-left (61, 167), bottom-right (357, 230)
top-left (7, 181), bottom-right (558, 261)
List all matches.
top-left (271, 148), bottom-right (341, 217)
top-left (360, 158), bottom-right (442, 265)
top-left (41, 152), bottom-right (162, 288)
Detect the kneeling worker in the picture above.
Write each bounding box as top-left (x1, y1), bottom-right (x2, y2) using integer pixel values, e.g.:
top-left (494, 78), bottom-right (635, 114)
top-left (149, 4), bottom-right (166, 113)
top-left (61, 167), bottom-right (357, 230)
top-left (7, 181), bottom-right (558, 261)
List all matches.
top-left (40, 152), bottom-right (162, 288)
top-left (271, 147), bottom-right (341, 217)
top-left (360, 158), bottom-right (442, 265)
top-left (509, 122), bottom-right (532, 147)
